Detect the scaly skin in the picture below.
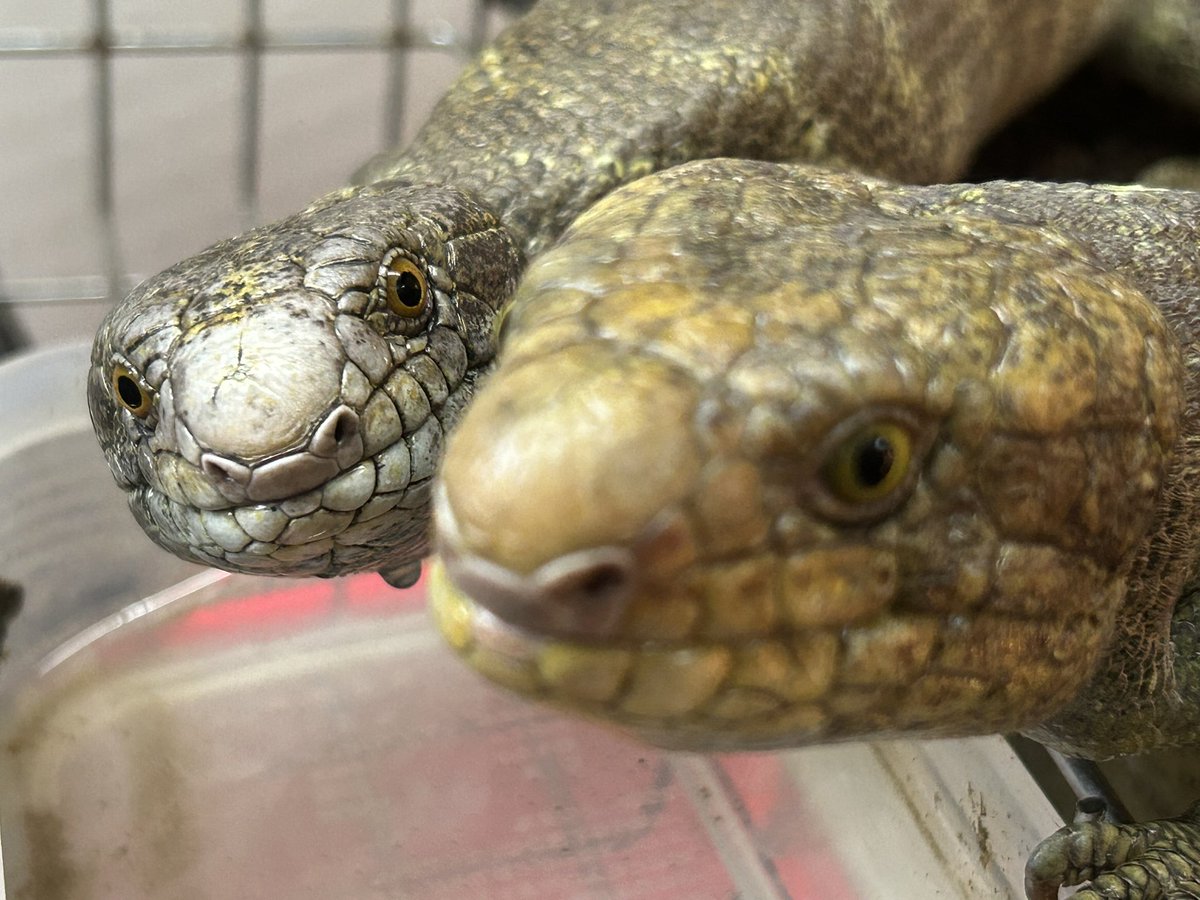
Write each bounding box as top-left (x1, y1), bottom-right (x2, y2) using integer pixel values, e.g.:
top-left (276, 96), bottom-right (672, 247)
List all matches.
top-left (431, 159), bottom-right (1200, 755)
top-left (1027, 802), bottom-right (1200, 899)
top-left (429, 160), bottom-right (1200, 896)
top-left (1112, 0), bottom-right (1200, 115)
top-left (88, 0), bottom-right (1123, 586)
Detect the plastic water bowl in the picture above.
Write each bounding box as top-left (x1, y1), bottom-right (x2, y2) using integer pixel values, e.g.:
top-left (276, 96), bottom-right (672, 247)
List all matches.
top-left (0, 343), bottom-right (1058, 899)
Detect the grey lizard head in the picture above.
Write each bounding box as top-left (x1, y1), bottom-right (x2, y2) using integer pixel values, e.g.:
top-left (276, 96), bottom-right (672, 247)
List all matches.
top-left (89, 181), bottom-right (520, 586)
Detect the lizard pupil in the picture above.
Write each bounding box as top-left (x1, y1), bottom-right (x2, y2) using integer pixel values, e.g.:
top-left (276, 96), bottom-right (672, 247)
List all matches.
top-left (116, 374), bottom-right (144, 409)
top-left (392, 271), bottom-right (423, 308)
top-left (855, 436), bottom-right (894, 487)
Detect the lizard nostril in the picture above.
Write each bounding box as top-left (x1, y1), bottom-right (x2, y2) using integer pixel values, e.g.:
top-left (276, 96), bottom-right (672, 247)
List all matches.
top-left (440, 545), bottom-right (637, 640)
top-left (311, 405), bottom-right (361, 458)
top-left (200, 452), bottom-right (251, 486)
top-left (538, 555), bottom-right (633, 613)
top-left (584, 565), bottom-right (625, 599)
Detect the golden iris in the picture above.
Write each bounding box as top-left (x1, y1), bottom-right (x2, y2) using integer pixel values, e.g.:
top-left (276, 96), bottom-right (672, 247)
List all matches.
top-left (382, 254), bottom-right (428, 317)
top-left (821, 422), bottom-right (912, 504)
top-left (112, 364), bottom-right (153, 418)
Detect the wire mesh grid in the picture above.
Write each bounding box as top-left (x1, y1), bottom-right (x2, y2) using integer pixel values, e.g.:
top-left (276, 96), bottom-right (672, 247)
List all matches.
top-left (0, 0), bottom-right (525, 352)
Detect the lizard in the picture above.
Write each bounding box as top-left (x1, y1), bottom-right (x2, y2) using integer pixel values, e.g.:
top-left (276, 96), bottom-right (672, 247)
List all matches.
top-left (428, 157), bottom-right (1200, 899)
top-left (87, 0), bottom-right (1129, 589)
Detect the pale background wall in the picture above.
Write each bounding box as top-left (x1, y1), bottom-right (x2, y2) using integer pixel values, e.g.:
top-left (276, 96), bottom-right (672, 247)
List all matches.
top-left (0, 0), bottom-right (520, 346)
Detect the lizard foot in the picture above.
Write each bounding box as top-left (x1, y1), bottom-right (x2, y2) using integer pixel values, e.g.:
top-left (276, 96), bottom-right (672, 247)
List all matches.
top-left (1026, 797), bottom-right (1200, 899)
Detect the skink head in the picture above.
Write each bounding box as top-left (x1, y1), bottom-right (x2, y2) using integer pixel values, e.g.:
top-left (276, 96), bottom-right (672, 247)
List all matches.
top-left (89, 181), bottom-right (521, 582)
top-left (430, 160), bottom-right (1183, 751)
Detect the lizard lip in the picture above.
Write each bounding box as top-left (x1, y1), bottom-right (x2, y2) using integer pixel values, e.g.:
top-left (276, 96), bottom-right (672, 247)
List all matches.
top-left (435, 489), bottom-right (637, 642)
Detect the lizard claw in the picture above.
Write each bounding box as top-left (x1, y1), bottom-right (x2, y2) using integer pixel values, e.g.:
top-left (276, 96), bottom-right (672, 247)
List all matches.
top-left (1026, 798), bottom-right (1200, 899)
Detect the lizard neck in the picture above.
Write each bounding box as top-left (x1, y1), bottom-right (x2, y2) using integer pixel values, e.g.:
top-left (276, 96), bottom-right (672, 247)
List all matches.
top-left (1030, 189), bottom-right (1200, 757)
top-left (361, 0), bottom-right (1121, 258)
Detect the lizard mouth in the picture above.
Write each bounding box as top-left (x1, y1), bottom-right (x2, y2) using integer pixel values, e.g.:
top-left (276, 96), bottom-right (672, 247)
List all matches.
top-left (430, 472), bottom-right (1117, 753)
top-left (130, 364), bottom-right (470, 582)
top-left (431, 524), bottom-right (942, 754)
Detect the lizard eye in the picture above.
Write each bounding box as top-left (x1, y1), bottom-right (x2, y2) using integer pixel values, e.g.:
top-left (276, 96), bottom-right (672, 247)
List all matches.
top-left (823, 422), bottom-right (912, 503)
top-left (380, 251), bottom-right (429, 318)
top-left (812, 413), bottom-right (925, 523)
top-left (112, 364), bottom-right (154, 418)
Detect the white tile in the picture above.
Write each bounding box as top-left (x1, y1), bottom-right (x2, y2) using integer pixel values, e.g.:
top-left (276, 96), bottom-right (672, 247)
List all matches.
top-left (110, 55), bottom-right (243, 276)
top-left (0, 58), bottom-right (102, 282)
top-left (0, 0), bottom-right (496, 346)
top-left (0, 0), bottom-right (90, 32)
top-left (261, 0), bottom-right (388, 35)
top-left (109, 0), bottom-right (242, 34)
top-left (257, 49), bottom-right (391, 219)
